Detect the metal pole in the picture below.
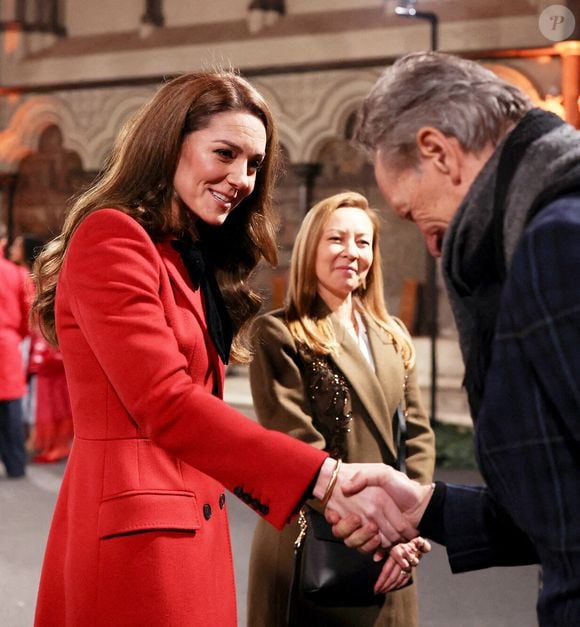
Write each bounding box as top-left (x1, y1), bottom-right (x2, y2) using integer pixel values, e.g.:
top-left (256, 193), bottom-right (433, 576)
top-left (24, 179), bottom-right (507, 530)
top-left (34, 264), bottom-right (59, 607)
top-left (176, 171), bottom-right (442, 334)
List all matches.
top-left (394, 4), bottom-right (439, 424)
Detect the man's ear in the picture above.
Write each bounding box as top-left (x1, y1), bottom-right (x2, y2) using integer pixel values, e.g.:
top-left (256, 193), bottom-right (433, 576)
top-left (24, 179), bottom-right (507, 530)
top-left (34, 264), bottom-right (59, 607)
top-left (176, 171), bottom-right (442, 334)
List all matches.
top-left (416, 127), bottom-right (461, 183)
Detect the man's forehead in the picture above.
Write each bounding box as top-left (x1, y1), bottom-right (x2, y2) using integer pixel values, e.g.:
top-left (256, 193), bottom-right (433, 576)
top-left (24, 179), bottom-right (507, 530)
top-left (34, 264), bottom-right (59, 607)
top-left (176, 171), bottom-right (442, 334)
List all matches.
top-left (374, 147), bottom-right (412, 173)
top-left (373, 153), bottom-right (404, 185)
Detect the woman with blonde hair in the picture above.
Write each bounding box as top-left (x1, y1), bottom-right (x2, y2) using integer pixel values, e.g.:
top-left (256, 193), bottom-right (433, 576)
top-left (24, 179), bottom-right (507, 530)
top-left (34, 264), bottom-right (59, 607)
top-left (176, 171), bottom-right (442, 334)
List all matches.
top-left (248, 191), bottom-right (435, 626)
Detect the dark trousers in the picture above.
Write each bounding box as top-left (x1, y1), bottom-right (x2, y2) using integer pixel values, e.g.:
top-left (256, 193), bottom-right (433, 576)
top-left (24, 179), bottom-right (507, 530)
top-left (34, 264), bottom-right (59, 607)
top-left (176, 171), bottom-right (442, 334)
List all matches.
top-left (0, 399), bottom-right (27, 477)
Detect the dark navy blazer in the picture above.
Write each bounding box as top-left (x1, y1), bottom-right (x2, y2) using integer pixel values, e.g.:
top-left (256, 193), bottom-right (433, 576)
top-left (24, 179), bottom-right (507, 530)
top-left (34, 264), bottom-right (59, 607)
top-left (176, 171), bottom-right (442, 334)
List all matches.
top-left (423, 196), bottom-right (580, 626)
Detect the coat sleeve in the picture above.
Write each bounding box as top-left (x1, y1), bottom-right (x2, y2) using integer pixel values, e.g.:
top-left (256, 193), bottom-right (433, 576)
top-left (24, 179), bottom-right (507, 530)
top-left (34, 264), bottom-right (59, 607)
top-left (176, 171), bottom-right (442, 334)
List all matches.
top-left (62, 209), bottom-right (327, 530)
top-left (402, 362), bottom-right (435, 484)
top-left (440, 484), bottom-right (539, 572)
top-left (249, 313), bottom-right (326, 450)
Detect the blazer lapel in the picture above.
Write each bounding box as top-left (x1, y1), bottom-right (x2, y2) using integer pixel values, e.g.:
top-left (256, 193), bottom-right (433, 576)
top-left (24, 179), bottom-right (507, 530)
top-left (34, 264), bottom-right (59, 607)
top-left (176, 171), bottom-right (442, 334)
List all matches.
top-left (365, 315), bottom-right (406, 415)
top-left (329, 312), bottom-right (396, 457)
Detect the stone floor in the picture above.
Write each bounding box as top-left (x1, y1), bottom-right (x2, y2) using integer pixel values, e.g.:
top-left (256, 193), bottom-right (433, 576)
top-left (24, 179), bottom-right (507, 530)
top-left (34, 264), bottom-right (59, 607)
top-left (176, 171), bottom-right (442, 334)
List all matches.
top-left (0, 462), bottom-right (539, 627)
top-left (0, 370), bottom-right (540, 626)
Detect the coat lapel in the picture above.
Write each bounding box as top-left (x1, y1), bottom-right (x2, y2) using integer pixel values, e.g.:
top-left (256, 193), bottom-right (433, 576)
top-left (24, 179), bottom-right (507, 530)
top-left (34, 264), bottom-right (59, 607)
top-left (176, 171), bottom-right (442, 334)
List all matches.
top-left (156, 240), bottom-right (225, 395)
top-left (329, 312), bottom-right (397, 457)
top-left (157, 241), bottom-right (206, 325)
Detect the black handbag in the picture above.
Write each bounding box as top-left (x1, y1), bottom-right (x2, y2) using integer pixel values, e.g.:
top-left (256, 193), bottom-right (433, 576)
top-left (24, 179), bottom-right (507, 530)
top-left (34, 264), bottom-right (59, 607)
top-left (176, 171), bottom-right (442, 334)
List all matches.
top-left (292, 506), bottom-right (386, 608)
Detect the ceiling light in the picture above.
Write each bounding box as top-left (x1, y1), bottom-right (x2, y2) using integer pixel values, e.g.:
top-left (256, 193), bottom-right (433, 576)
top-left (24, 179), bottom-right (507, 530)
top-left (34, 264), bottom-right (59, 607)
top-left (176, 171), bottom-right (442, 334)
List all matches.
top-left (394, 0), bottom-right (418, 16)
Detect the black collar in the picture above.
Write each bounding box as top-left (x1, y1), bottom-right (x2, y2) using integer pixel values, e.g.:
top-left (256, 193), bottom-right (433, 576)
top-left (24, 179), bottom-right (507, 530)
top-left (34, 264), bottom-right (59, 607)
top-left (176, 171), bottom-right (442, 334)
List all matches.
top-left (171, 238), bottom-right (233, 365)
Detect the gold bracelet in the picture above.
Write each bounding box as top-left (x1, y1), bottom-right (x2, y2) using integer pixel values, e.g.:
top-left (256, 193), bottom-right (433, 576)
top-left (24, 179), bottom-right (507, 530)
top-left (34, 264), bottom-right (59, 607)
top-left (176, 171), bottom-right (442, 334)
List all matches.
top-left (321, 458), bottom-right (342, 509)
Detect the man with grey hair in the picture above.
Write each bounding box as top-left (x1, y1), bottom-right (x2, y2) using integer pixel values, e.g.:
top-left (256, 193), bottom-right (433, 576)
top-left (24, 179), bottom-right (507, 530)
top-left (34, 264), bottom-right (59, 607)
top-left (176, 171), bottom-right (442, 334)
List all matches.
top-left (330, 52), bottom-right (580, 625)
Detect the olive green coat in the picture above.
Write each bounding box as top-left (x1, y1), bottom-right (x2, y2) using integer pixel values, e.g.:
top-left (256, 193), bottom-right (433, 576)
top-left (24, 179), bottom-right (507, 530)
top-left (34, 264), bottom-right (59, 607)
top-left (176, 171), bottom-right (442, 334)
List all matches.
top-left (247, 309), bottom-right (435, 627)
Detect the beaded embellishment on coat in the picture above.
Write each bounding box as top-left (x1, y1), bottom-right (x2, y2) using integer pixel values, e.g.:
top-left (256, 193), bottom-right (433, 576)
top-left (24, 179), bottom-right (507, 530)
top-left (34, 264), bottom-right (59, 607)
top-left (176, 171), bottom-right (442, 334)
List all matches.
top-left (298, 345), bottom-right (352, 460)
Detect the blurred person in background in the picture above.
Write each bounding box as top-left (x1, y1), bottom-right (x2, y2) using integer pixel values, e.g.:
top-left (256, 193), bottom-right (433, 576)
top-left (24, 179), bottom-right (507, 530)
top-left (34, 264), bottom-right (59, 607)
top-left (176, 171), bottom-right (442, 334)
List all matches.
top-left (9, 233), bottom-right (44, 446)
top-left (11, 233), bottom-right (73, 463)
top-left (0, 224), bottom-right (30, 478)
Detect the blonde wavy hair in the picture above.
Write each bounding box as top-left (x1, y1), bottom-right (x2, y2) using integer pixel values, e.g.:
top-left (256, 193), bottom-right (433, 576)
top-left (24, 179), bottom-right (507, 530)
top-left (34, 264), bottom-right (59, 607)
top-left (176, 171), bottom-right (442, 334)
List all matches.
top-left (286, 191), bottom-right (415, 368)
top-left (32, 69), bottom-right (281, 363)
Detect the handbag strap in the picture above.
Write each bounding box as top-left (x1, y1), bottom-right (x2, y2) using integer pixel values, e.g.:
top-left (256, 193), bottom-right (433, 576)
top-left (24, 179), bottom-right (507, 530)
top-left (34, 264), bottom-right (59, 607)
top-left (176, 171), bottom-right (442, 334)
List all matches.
top-left (294, 509), bottom-right (308, 549)
top-left (393, 363), bottom-right (409, 473)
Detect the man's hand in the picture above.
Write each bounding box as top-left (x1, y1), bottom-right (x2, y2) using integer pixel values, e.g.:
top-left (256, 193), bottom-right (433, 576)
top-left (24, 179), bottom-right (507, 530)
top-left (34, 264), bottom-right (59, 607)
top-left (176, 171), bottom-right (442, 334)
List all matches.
top-left (314, 461), bottom-right (428, 549)
top-left (342, 464), bottom-right (434, 528)
top-left (318, 462), bottom-right (434, 551)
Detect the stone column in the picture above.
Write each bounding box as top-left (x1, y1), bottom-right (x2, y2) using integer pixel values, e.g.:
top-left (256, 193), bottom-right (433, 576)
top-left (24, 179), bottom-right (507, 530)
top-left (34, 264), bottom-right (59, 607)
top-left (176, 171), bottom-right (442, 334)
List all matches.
top-left (0, 174), bottom-right (18, 242)
top-left (292, 162), bottom-right (322, 215)
top-left (555, 40), bottom-right (580, 128)
top-left (141, 0), bottom-right (165, 27)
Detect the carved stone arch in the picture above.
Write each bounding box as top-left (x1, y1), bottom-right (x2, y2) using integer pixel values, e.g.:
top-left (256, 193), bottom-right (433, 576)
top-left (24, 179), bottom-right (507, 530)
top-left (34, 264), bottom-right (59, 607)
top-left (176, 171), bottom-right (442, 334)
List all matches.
top-left (250, 77), bottom-right (302, 163)
top-left (83, 91), bottom-right (153, 169)
top-left (274, 126), bottom-right (299, 164)
top-left (483, 63), bottom-right (543, 103)
top-left (0, 95), bottom-right (71, 172)
top-left (305, 100), bottom-right (368, 182)
top-left (299, 72), bottom-right (379, 162)
top-left (0, 88), bottom-right (155, 174)
top-left (306, 102), bottom-right (363, 164)
top-left (249, 76), bottom-right (297, 126)
top-left (484, 62), bottom-right (566, 119)
top-left (13, 122), bottom-right (86, 234)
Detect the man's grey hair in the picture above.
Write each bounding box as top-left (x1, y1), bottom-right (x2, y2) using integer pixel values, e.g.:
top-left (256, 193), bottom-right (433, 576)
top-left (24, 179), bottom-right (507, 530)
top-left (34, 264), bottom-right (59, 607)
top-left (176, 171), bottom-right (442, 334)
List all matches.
top-left (354, 52), bottom-right (533, 167)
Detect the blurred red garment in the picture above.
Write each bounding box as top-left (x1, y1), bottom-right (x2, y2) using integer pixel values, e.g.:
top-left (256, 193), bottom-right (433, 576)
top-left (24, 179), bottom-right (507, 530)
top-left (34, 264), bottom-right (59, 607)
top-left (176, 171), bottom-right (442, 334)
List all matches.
top-left (0, 258), bottom-right (30, 399)
top-left (28, 331), bottom-right (73, 462)
top-left (0, 256), bottom-right (30, 477)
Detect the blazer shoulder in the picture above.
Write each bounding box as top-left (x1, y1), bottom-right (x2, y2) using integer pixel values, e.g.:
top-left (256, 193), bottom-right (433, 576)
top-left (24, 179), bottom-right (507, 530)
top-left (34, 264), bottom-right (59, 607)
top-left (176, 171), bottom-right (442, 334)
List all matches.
top-left (252, 309), bottom-right (294, 345)
top-left (390, 315), bottom-right (411, 336)
top-left (253, 308), bottom-right (287, 331)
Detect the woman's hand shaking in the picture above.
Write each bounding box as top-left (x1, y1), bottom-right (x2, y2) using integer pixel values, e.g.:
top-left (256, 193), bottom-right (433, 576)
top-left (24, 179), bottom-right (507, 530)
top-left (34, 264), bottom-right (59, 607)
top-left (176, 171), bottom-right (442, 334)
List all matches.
top-left (314, 460), bottom-right (434, 551)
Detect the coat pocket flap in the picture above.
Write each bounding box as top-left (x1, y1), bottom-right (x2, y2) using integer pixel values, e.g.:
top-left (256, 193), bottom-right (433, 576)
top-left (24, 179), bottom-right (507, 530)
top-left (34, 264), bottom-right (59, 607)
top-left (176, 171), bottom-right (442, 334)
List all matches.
top-left (98, 490), bottom-right (201, 539)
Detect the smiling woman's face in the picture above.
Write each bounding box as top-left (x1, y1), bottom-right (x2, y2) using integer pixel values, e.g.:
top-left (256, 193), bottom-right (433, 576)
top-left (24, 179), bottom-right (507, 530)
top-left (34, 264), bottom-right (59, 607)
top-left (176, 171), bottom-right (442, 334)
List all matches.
top-left (315, 206), bottom-right (374, 307)
top-left (172, 110), bottom-right (267, 226)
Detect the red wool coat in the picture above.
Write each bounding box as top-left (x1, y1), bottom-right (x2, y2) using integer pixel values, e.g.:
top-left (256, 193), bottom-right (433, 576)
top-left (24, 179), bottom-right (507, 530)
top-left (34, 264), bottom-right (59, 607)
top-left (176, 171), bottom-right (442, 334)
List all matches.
top-left (0, 257), bottom-right (30, 400)
top-left (34, 209), bottom-right (327, 627)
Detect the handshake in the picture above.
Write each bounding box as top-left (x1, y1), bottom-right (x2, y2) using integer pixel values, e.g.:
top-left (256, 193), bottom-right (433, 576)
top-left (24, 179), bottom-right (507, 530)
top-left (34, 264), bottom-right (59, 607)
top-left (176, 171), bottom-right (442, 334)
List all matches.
top-left (313, 459), bottom-right (435, 593)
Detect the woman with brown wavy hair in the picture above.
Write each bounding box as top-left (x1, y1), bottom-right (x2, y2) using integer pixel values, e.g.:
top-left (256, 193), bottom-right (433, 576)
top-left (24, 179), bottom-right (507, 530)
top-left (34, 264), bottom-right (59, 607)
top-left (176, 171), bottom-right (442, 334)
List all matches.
top-left (30, 72), bottom-right (414, 627)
